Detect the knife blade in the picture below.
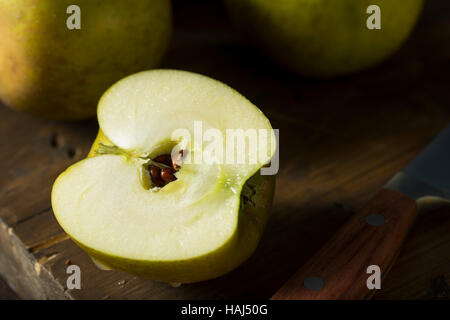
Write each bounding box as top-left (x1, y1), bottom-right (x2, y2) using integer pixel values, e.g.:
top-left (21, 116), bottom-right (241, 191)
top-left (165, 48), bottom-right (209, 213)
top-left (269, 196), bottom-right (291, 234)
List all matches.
top-left (271, 125), bottom-right (450, 300)
top-left (386, 125), bottom-right (450, 210)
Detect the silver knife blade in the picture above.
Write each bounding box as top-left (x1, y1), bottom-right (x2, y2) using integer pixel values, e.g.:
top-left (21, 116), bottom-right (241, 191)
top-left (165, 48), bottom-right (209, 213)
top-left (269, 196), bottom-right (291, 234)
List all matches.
top-left (386, 125), bottom-right (450, 204)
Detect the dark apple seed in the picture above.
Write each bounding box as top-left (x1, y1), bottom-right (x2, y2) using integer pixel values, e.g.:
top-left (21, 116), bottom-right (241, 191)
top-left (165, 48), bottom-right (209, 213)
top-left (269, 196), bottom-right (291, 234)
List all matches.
top-left (161, 168), bottom-right (177, 183)
top-left (149, 165), bottom-right (164, 187)
top-left (153, 154), bottom-right (172, 167)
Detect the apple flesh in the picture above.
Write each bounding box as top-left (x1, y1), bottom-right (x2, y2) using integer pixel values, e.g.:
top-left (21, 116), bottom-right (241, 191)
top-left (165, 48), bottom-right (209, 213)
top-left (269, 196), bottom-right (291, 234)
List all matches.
top-left (224, 0), bottom-right (424, 77)
top-left (52, 70), bottom-right (276, 283)
top-left (0, 0), bottom-right (172, 120)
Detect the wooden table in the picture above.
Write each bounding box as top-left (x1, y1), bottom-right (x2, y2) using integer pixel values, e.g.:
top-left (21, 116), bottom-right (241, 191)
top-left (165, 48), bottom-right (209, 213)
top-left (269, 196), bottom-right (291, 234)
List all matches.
top-left (1, 0), bottom-right (449, 299)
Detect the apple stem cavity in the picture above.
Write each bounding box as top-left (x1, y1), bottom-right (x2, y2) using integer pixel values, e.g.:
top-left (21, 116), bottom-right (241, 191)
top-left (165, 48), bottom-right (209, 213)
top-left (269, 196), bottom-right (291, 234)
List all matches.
top-left (145, 150), bottom-right (185, 188)
top-left (147, 153), bottom-right (179, 188)
top-left (95, 143), bottom-right (184, 189)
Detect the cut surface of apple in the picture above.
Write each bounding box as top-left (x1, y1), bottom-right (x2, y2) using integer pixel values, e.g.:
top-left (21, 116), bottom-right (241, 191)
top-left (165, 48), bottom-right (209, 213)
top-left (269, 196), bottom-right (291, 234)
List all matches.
top-left (52, 70), bottom-right (276, 283)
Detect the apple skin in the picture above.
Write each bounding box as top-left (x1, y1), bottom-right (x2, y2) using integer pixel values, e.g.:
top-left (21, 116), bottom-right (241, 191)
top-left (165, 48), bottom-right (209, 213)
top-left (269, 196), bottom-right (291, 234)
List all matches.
top-left (224, 0), bottom-right (424, 77)
top-left (0, 0), bottom-right (172, 120)
top-left (67, 131), bottom-right (275, 283)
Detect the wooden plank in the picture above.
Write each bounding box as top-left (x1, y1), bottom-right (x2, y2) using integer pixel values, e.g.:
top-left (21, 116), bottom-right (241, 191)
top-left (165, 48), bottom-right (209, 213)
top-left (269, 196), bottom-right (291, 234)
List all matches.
top-left (374, 207), bottom-right (450, 300)
top-left (0, 0), bottom-right (450, 299)
top-left (13, 208), bottom-right (67, 251)
top-left (0, 218), bottom-right (68, 299)
top-left (0, 112), bottom-right (96, 226)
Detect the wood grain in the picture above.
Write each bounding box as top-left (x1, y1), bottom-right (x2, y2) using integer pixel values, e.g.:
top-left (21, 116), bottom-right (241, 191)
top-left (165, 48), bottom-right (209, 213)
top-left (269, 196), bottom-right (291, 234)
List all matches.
top-left (0, 0), bottom-right (450, 299)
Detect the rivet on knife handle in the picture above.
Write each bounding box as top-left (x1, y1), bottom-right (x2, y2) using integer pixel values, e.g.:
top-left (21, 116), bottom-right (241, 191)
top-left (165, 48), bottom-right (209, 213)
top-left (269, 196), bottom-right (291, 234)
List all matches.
top-left (271, 189), bottom-right (417, 300)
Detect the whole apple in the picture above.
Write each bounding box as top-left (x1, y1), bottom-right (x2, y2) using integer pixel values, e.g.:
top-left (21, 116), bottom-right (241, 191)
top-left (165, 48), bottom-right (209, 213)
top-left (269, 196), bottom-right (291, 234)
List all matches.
top-left (0, 0), bottom-right (172, 120)
top-left (224, 0), bottom-right (424, 77)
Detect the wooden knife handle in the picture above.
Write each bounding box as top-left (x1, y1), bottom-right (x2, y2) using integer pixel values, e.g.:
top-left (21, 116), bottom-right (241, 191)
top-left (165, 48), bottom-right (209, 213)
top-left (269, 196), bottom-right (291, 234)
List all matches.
top-left (271, 188), bottom-right (417, 300)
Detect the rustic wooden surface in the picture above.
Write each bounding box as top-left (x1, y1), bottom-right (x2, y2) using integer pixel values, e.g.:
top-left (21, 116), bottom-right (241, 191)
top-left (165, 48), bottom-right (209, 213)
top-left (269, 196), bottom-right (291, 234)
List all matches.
top-left (0, 0), bottom-right (449, 300)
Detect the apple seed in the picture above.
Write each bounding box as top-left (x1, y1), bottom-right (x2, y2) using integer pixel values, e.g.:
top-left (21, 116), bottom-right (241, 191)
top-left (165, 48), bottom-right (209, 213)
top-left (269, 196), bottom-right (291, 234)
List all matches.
top-left (161, 167), bottom-right (177, 184)
top-left (153, 154), bottom-right (172, 167)
top-left (148, 153), bottom-right (179, 187)
top-left (149, 165), bottom-right (165, 187)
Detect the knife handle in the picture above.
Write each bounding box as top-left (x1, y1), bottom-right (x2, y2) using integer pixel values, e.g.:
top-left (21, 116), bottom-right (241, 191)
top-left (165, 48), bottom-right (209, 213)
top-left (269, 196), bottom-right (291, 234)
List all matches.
top-left (271, 188), bottom-right (417, 300)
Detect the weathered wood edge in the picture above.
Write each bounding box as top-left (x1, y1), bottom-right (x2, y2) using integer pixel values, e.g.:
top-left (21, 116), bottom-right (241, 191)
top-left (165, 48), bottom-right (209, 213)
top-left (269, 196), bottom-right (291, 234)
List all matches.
top-left (0, 218), bottom-right (71, 299)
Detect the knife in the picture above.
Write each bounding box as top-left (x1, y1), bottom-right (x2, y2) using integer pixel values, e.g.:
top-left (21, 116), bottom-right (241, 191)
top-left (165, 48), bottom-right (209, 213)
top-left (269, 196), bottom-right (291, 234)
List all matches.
top-left (271, 125), bottom-right (450, 300)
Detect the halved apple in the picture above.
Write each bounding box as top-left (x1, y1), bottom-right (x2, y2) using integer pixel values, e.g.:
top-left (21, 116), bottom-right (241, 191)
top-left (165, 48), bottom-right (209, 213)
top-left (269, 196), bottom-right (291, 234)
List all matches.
top-left (52, 70), bottom-right (276, 283)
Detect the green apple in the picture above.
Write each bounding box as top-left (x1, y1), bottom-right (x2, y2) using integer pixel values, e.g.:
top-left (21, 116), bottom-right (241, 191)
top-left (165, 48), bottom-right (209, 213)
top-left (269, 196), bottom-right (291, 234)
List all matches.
top-left (224, 0), bottom-right (424, 77)
top-left (52, 70), bottom-right (276, 283)
top-left (0, 0), bottom-right (172, 120)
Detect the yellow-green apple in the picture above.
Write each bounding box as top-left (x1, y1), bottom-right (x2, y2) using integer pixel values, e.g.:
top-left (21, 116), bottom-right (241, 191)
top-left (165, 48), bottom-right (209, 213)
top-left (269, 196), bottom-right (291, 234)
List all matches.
top-left (52, 70), bottom-right (277, 283)
top-left (224, 0), bottom-right (424, 77)
top-left (0, 0), bottom-right (172, 120)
